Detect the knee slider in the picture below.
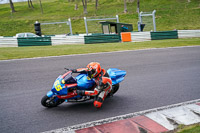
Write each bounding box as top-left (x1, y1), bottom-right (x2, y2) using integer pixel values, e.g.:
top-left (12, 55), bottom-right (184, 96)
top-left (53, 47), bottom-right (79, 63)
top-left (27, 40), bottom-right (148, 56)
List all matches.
top-left (94, 101), bottom-right (102, 108)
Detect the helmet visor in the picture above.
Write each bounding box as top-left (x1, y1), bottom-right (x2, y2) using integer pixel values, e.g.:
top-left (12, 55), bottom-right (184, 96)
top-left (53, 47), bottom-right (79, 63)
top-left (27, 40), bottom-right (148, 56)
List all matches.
top-left (87, 69), bottom-right (95, 79)
top-left (87, 70), bottom-right (93, 79)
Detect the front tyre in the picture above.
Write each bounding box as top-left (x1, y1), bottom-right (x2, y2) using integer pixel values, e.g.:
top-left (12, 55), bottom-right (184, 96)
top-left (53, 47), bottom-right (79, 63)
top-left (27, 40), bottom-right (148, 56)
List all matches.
top-left (41, 95), bottom-right (65, 108)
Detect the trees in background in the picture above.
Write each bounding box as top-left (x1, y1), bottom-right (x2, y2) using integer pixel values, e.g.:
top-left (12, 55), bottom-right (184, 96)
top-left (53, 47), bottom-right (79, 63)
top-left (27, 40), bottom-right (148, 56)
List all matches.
top-left (7, 0), bottom-right (138, 14)
top-left (39, 0), bottom-right (43, 14)
top-left (9, 0), bottom-right (16, 13)
top-left (95, 0), bottom-right (98, 10)
top-left (82, 0), bottom-right (87, 14)
top-left (28, 0), bottom-right (34, 9)
top-left (124, 0), bottom-right (127, 13)
top-left (137, 0), bottom-right (140, 13)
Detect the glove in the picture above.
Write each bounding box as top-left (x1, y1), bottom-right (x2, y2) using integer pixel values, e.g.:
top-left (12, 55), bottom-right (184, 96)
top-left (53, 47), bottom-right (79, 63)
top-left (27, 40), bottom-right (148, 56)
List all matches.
top-left (70, 69), bottom-right (77, 73)
top-left (76, 90), bottom-right (85, 96)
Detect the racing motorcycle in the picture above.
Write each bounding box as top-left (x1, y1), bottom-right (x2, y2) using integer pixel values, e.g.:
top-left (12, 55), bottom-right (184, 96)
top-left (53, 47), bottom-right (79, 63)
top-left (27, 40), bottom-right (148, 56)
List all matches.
top-left (41, 68), bottom-right (126, 108)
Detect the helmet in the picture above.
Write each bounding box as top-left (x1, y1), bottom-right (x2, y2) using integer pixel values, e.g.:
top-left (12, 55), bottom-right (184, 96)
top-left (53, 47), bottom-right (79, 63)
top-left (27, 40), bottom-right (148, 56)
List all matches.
top-left (87, 62), bottom-right (101, 78)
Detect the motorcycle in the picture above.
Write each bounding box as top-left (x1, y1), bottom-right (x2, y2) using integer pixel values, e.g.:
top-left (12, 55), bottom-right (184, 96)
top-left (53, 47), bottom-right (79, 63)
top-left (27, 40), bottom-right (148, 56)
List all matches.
top-left (41, 68), bottom-right (126, 108)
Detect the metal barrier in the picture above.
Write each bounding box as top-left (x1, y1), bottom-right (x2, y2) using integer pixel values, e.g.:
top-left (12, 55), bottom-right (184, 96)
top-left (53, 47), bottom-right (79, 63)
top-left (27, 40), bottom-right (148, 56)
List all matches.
top-left (84, 15), bottom-right (119, 35)
top-left (17, 37), bottom-right (51, 46)
top-left (0, 37), bottom-right (18, 47)
top-left (51, 35), bottom-right (84, 45)
top-left (178, 30), bottom-right (200, 38)
top-left (0, 30), bottom-right (199, 47)
top-left (131, 32), bottom-right (151, 42)
top-left (151, 31), bottom-right (178, 40)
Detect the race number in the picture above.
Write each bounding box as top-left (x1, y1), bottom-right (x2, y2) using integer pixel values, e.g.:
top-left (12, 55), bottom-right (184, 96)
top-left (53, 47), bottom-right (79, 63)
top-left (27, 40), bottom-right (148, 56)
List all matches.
top-left (54, 80), bottom-right (62, 91)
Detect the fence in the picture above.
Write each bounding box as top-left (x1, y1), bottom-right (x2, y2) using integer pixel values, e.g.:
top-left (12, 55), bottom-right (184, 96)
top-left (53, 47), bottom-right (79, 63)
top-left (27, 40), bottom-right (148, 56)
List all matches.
top-left (0, 30), bottom-right (200, 47)
top-left (17, 37), bottom-right (51, 46)
top-left (40, 19), bottom-right (73, 35)
top-left (131, 32), bottom-right (151, 42)
top-left (178, 30), bottom-right (200, 38)
top-left (0, 37), bottom-right (18, 47)
top-left (51, 35), bottom-right (84, 45)
top-left (84, 15), bottom-right (119, 35)
top-left (151, 31), bottom-right (178, 40)
top-left (84, 34), bottom-right (120, 44)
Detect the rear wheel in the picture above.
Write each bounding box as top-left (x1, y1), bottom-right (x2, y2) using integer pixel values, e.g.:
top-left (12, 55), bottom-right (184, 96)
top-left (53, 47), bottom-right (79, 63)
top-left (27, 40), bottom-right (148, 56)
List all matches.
top-left (41, 95), bottom-right (65, 108)
top-left (108, 83), bottom-right (119, 97)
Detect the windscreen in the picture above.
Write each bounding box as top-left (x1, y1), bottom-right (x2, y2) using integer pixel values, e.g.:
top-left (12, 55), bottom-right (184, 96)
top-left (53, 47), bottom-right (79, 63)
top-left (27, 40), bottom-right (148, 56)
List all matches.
top-left (63, 73), bottom-right (76, 84)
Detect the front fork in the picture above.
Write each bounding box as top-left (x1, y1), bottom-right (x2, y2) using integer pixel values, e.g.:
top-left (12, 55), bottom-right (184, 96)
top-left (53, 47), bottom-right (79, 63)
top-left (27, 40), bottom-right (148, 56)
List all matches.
top-left (46, 91), bottom-right (61, 103)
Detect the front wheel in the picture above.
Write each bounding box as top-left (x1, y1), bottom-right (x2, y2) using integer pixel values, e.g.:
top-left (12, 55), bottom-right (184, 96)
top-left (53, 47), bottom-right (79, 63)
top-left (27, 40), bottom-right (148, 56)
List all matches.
top-left (41, 95), bottom-right (65, 108)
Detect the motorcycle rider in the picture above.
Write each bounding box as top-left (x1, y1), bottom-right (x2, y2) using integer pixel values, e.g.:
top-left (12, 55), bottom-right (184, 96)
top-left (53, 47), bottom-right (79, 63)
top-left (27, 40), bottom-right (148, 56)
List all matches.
top-left (72, 62), bottom-right (112, 108)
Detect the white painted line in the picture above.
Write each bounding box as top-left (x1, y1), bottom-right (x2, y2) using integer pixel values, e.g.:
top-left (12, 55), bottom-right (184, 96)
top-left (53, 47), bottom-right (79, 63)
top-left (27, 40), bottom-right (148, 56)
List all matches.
top-left (1, 45), bottom-right (200, 62)
top-left (42, 98), bottom-right (200, 133)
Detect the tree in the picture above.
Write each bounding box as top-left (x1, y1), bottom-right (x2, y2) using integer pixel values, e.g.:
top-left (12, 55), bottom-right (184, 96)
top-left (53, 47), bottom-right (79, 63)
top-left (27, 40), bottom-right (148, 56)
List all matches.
top-left (75, 3), bottom-right (78, 10)
top-left (9, 0), bottom-right (16, 13)
top-left (28, 0), bottom-right (34, 8)
top-left (82, 0), bottom-right (87, 14)
top-left (137, 0), bottom-right (140, 13)
top-left (95, 0), bottom-right (98, 10)
top-left (124, 0), bottom-right (127, 13)
top-left (39, 0), bottom-right (43, 14)
top-left (74, 0), bottom-right (79, 10)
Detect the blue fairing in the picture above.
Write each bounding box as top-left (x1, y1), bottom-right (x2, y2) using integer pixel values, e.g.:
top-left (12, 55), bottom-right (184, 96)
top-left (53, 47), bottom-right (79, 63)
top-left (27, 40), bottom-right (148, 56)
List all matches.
top-left (47, 91), bottom-right (54, 97)
top-left (51, 75), bottom-right (68, 95)
top-left (76, 74), bottom-right (95, 90)
top-left (107, 68), bottom-right (126, 85)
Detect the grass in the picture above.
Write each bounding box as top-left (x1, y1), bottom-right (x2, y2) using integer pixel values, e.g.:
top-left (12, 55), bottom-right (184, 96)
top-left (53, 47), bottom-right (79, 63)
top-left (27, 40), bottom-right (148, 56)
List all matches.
top-left (174, 124), bottom-right (200, 133)
top-left (0, 0), bottom-right (200, 36)
top-left (0, 38), bottom-right (200, 60)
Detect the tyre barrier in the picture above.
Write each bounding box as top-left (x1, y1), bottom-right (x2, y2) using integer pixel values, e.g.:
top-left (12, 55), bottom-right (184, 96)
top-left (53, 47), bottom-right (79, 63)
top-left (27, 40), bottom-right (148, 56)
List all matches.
top-left (0, 30), bottom-right (200, 47)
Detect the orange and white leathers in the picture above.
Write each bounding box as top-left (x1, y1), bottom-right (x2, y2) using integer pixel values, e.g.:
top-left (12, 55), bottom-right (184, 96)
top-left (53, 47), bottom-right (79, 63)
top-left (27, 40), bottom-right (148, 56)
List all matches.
top-left (76, 68), bottom-right (112, 108)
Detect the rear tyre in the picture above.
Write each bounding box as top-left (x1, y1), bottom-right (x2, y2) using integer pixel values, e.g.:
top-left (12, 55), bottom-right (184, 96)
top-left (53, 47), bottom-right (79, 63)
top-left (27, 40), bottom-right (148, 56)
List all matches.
top-left (108, 83), bottom-right (119, 97)
top-left (41, 95), bottom-right (65, 108)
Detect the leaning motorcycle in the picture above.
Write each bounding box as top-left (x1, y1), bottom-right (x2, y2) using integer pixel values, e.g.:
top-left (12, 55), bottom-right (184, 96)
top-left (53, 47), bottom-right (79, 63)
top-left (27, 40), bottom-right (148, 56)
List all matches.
top-left (41, 68), bottom-right (126, 108)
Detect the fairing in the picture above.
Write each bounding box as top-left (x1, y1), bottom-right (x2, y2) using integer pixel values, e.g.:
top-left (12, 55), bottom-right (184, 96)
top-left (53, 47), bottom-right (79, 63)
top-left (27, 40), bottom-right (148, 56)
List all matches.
top-left (107, 68), bottom-right (126, 85)
top-left (51, 75), bottom-right (68, 95)
top-left (76, 74), bottom-right (95, 90)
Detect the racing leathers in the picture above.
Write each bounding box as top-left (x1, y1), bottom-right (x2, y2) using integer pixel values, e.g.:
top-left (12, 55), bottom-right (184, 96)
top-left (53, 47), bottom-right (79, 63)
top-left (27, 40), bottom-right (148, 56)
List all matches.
top-left (73, 68), bottom-right (112, 108)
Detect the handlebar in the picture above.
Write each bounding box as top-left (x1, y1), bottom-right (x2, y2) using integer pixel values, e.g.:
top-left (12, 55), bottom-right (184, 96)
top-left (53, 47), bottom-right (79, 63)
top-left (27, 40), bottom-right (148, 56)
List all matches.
top-left (64, 68), bottom-right (70, 71)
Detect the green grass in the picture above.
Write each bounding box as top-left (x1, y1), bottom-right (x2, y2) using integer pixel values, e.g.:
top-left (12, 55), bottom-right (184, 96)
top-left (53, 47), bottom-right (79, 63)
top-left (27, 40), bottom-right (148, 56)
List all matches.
top-left (0, 38), bottom-right (199, 60)
top-left (175, 124), bottom-right (200, 133)
top-left (0, 0), bottom-right (200, 36)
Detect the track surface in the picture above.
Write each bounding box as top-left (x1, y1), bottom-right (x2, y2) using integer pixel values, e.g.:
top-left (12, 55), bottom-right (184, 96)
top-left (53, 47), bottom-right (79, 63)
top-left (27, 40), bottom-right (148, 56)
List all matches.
top-left (0, 46), bottom-right (200, 133)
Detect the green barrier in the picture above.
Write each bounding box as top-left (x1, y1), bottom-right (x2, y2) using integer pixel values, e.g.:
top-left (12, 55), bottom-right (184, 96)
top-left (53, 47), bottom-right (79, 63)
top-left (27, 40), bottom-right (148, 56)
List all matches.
top-left (84, 34), bottom-right (120, 44)
top-left (151, 31), bottom-right (178, 40)
top-left (17, 37), bottom-right (51, 47)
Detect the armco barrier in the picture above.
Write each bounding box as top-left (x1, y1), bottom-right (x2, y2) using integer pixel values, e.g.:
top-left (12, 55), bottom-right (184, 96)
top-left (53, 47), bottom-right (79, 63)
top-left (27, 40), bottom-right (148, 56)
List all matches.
top-left (151, 30), bottom-right (178, 40)
top-left (0, 37), bottom-right (18, 47)
top-left (178, 30), bottom-right (200, 38)
top-left (84, 34), bottom-right (120, 44)
top-left (51, 35), bottom-right (84, 45)
top-left (0, 30), bottom-right (199, 47)
top-left (17, 37), bottom-right (51, 46)
top-left (131, 32), bottom-right (151, 42)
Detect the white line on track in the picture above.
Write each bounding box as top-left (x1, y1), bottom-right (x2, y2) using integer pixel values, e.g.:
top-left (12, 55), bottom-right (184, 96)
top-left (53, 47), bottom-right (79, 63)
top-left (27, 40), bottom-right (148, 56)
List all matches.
top-left (42, 98), bottom-right (200, 133)
top-left (1, 45), bottom-right (200, 62)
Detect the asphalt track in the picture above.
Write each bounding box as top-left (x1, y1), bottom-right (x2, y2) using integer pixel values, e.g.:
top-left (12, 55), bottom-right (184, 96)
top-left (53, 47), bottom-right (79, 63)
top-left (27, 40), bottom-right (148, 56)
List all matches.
top-left (0, 46), bottom-right (200, 133)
